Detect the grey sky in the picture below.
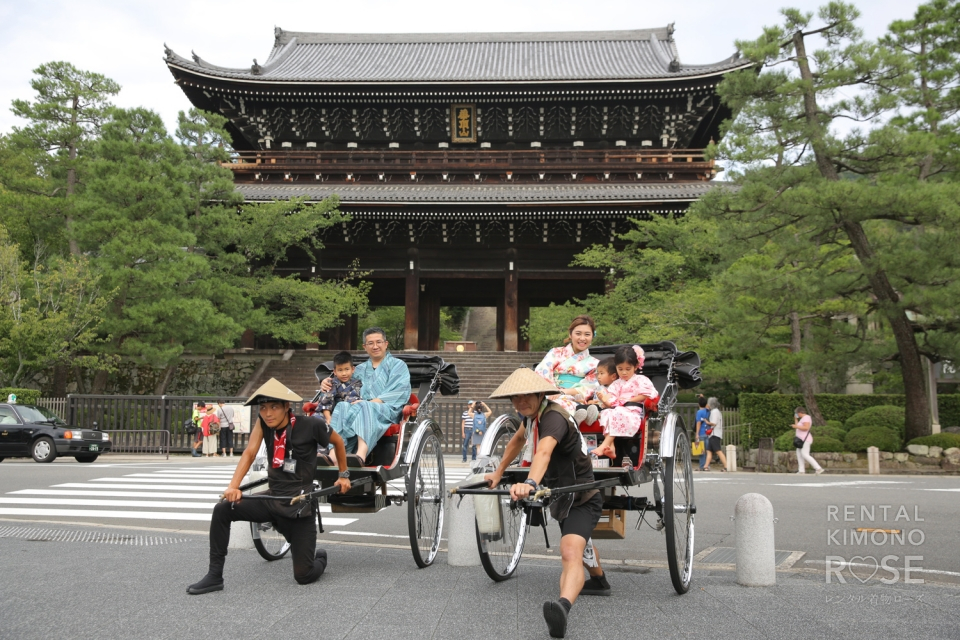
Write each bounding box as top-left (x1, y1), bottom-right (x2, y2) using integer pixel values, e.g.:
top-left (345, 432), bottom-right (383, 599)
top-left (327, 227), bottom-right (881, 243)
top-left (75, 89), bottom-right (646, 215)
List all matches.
top-left (0, 0), bottom-right (923, 136)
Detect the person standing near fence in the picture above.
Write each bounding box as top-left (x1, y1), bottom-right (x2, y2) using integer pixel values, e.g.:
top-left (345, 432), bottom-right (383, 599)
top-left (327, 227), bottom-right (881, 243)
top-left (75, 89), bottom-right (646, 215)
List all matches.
top-left (702, 397), bottom-right (726, 472)
top-left (217, 401), bottom-right (235, 457)
top-left (191, 402), bottom-right (206, 457)
top-left (201, 406), bottom-right (220, 457)
top-left (793, 407), bottom-right (824, 475)
top-left (461, 401), bottom-right (476, 463)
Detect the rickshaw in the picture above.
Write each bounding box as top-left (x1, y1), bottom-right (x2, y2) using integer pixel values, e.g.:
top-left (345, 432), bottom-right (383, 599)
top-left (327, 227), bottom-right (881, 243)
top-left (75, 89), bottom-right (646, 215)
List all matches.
top-left (238, 353), bottom-right (459, 569)
top-left (452, 342), bottom-right (701, 595)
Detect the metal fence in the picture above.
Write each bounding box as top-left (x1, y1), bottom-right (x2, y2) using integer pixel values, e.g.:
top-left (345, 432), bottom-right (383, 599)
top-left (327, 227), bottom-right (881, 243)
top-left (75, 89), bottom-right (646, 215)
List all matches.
top-left (65, 395), bottom-right (258, 454)
top-left (108, 430), bottom-right (171, 459)
top-left (56, 394), bottom-right (735, 457)
top-left (39, 397), bottom-right (67, 420)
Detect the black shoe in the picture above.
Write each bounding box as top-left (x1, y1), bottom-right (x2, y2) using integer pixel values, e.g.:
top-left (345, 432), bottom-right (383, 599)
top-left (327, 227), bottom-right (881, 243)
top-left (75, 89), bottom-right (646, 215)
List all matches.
top-left (542, 601), bottom-right (568, 638)
top-left (580, 574), bottom-right (611, 596)
top-left (186, 572), bottom-right (223, 595)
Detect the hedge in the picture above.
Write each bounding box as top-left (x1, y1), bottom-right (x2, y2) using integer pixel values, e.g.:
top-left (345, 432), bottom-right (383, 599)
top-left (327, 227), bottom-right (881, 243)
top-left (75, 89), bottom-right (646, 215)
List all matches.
top-left (739, 393), bottom-right (960, 447)
top-left (906, 433), bottom-right (960, 450)
top-left (775, 429), bottom-right (846, 452)
top-left (845, 426), bottom-right (902, 453)
top-left (813, 424), bottom-right (847, 441)
top-left (0, 388), bottom-right (42, 406)
top-left (845, 405), bottom-right (905, 437)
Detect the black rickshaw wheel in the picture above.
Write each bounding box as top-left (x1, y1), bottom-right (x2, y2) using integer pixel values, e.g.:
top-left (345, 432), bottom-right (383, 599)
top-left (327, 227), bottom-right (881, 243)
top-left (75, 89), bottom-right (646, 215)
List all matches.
top-left (663, 418), bottom-right (695, 594)
top-left (475, 419), bottom-right (528, 581)
top-left (407, 430), bottom-right (445, 568)
top-left (251, 521), bottom-right (291, 561)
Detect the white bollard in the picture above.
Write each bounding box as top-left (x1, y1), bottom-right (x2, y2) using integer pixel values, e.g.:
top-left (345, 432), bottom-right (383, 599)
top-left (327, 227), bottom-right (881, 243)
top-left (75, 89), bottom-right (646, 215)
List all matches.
top-left (228, 473), bottom-right (257, 550)
top-left (867, 446), bottom-right (880, 476)
top-left (735, 493), bottom-right (776, 586)
top-left (446, 473), bottom-right (482, 566)
top-left (725, 444), bottom-right (738, 472)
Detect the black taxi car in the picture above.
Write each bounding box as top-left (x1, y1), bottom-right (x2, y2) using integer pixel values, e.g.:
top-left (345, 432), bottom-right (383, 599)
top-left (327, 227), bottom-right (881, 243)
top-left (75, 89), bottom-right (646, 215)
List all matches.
top-left (0, 403), bottom-right (111, 463)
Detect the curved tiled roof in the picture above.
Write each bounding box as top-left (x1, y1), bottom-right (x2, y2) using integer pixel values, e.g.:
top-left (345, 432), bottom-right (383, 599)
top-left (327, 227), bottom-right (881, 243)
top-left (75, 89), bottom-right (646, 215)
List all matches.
top-left (235, 181), bottom-right (719, 204)
top-left (166, 27), bottom-right (748, 84)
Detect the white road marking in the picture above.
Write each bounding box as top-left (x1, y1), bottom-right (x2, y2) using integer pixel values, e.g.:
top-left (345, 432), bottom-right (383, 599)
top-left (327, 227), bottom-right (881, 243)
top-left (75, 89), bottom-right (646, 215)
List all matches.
top-left (12, 489), bottom-right (224, 499)
top-left (327, 531), bottom-right (415, 539)
top-left (0, 508), bottom-right (354, 524)
top-left (921, 488), bottom-right (960, 492)
top-left (771, 481), bottom-right (912, 488)
top-left (0, 497), bottom-right (218, 509)
top-left (54, 483), bottom-right (225, 492)
top-left (94, 478), bottom-right (228, 485)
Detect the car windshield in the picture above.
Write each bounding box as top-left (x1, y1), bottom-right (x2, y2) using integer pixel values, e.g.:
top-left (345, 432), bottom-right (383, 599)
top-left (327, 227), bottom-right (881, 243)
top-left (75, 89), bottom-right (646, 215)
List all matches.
top-left (15, 405), bottom-right (66, 426)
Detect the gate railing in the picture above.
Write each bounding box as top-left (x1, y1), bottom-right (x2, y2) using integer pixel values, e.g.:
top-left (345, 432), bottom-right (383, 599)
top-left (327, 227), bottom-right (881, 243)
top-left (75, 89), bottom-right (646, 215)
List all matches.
top-left (108, 430), bottom-right (171, 459)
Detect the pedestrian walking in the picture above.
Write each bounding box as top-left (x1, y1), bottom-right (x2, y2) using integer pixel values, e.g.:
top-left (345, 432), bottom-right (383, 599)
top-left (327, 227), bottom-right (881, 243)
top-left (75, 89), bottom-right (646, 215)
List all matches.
top-left (702, 397), bottom-right (727, 472)
top-left (793, 406), bottom-right (824, 475)
top-left (217, 401), bottom-right (236, 457)
top-left (461, 401), bottom-right (476, 462)
top-left (201, 406), bottom-right (220, 457)
top-left (694, 395), bottom-right (709, 470)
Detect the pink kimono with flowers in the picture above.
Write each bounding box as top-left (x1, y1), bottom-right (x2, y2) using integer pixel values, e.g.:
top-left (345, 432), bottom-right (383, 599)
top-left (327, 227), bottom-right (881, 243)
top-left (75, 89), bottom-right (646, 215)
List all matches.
top-left (535, 344), bottom-right (598, 416)
top-left (598, 374), bottom-right (659, 437)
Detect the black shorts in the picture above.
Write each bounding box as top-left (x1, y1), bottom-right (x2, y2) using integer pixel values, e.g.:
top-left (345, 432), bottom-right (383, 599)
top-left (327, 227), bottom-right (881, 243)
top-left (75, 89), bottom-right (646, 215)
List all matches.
top-left (558, 491), bottom-right (603, 541)
top-left (707, 435), bottom-right (723, 453)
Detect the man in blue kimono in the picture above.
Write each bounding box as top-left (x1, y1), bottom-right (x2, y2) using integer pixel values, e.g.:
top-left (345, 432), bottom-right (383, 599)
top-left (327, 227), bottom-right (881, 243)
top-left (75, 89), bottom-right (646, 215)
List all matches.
top-left (320, 327), bottom-right (411, 463)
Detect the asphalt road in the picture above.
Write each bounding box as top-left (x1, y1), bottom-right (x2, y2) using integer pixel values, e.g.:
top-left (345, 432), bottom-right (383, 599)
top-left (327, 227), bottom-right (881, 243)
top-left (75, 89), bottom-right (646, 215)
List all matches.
top-left (1, 456), bottom-right (959, 639)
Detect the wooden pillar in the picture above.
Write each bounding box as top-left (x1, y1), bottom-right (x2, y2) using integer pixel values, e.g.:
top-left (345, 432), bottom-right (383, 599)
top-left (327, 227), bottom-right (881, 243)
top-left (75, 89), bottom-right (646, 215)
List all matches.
top-left (241, 329), bottom-right (255, 349)
top-left (347, 314), bottom-right (358, 350)
top-left (496, 298), bottom-right (504, 352)
top-left (503, 249), bottom-right (518, 352)
top-left (517, 294), bottom-right (530, 352)
top-left (418, 288), bottom-right (441, 351)
top-left (404, 248), bottom-right (419, 351)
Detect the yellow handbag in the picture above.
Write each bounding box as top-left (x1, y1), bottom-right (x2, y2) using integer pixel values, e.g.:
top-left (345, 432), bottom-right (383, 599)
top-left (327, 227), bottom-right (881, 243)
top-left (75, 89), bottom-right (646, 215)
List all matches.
top-left (691, 440), bottom-right (704, 456)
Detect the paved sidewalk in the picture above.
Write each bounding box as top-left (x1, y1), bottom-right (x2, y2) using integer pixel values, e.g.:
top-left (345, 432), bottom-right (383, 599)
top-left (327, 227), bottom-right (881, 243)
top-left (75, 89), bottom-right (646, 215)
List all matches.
top-left (1, 523), bottom-right (957, 640)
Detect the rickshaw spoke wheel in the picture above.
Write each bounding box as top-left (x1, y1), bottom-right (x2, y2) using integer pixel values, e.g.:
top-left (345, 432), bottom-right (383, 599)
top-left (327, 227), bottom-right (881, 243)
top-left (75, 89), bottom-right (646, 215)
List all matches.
top-left (407, 431), bottom-right (445, 568)
top-left (475, 422), bottom-right (527, 581)
top-left (663, 419), bottom-right (695, 594)
top-left (251, 521), bottom-right (291, 561)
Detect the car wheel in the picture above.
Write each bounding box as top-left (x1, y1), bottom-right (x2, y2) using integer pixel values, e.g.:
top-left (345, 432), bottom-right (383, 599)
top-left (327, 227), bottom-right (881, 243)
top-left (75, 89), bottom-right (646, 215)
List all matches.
top-left (75, 455), bottom-right (98, 463)
top-left (32, 437), bottom-right (57, 463)
top-left (0, 457), bottom-right (4, 462)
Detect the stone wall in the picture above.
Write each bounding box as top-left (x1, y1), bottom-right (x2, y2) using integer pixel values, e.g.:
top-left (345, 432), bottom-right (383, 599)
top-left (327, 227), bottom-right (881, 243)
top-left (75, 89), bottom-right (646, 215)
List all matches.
top-left (744, 447), bottom-right (960, 474)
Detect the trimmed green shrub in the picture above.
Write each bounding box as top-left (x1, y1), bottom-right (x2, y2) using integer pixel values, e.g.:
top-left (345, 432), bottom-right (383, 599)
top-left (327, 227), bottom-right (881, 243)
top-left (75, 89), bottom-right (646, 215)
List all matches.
top-left (812, 424), bottom-right (846, 441)
top-left (844, 426), bottom-right (901, 453)
top-left (810, 437), bottom-right (846, 453)
top-left (845, 406), bottom-right (905, 438)
top-left (905, 433), bottom-right (960, 450)
top-left (774, 430), bottom-right (795, 451)
top-left (737, 394), bottom-right (960, 447)
top-left (0, 388), bottom-right (42, 406)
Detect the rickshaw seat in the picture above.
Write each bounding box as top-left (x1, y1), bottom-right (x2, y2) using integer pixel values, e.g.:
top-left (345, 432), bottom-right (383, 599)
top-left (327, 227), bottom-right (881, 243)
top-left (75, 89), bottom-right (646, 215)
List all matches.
top-left (365, 393), bottom-right (418, 467)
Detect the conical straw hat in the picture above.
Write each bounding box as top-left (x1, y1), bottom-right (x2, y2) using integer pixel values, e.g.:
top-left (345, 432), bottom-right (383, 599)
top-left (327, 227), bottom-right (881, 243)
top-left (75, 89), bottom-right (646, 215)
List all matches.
top-left (244, 377), bottom-right (303, 406)
top-left (489, 367), bottom-right (561, 399)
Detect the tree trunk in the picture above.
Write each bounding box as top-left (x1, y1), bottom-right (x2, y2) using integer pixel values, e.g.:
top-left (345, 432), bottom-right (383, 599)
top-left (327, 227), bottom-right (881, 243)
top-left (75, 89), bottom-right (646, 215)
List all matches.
top-left (66, 95), bottom-right (80, 256)
top-left (790, 311), bottom-right (825, 426)
top-left (91, 369), bottom-right (109, 394)
top-left (73, 366), bottom-right (87, 394)
top-left (154, 364), bottom-right (177, 395)
top-left (51, 364), bottom-right (69, 397)
top-left (793, 29), bottom-right (931, 439)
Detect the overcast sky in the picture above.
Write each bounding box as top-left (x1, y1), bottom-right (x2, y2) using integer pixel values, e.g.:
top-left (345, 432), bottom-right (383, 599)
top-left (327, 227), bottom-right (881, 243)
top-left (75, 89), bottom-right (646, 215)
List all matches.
top-left (0, 0), bottom-right (923, 136)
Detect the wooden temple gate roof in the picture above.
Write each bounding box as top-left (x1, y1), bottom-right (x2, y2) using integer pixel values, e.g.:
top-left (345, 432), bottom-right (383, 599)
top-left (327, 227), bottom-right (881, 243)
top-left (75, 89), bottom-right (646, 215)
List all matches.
top-left (165, 27), bottom-right (750, 84)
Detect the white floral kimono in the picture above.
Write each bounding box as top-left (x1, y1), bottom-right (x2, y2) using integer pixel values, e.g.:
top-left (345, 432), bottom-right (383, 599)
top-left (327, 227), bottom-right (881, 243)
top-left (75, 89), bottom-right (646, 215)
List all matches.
top-left (535, 344), bottom-right (599, 416)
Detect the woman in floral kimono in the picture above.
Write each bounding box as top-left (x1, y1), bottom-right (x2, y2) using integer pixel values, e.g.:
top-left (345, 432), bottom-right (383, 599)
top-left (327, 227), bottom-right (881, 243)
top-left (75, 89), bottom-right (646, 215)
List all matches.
top-left (535, 315), bottom-right (599, 419)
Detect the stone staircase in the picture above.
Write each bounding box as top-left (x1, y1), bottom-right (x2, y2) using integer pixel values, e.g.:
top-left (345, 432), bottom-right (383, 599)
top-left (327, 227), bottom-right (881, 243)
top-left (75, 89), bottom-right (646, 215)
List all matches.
top-left (244, 349), bottom-right (546, 401)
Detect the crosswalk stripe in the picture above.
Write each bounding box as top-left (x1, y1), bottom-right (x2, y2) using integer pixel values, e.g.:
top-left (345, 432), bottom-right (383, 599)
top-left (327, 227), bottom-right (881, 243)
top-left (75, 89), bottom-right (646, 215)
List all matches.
top-left (12, 489), bottom-right (224, 499)
top-left (127, 472), bottom-right (236, 477)
top-left (94, 478), bottom-right (228, 485)
top-left (0, 508), bottom-right (354, 524)
top-left (0, 495), bottom-right (334, 512)
top-left (54, 483), bottom-right (226, 492)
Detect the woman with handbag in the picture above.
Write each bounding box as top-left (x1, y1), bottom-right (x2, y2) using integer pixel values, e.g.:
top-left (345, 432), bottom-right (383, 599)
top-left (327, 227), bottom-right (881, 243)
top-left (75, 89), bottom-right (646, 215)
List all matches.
top-left (793, 407), bottom-right (824, 475)
top-left (702, 397), bottom-right (727, 472)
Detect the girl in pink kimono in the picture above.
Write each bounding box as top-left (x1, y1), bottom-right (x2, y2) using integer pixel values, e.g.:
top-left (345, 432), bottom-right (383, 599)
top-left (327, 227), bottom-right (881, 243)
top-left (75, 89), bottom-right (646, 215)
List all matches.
top-left (591, 345), bottom-right (659, 459)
